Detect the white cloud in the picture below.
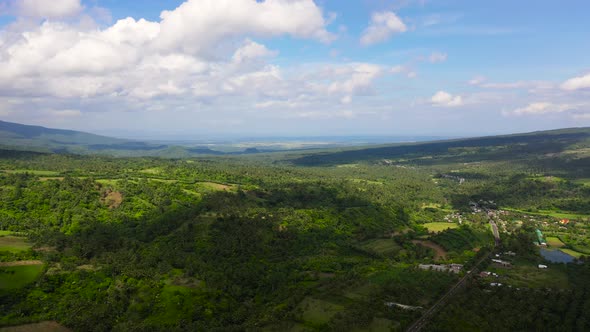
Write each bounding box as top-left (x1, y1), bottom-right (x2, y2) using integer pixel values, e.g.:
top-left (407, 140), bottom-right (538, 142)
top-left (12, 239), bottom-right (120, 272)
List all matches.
top-left (428, 52), bottom-right (447, 63)
top-left (0, 0), bottom-right (342, 103)
top-left (561, 73), bottom-right (590, 91)
top-left (475, 80), bottom-right (554, 90)
top-left (431, 91), bottom-right (463, 107)
top-left (9, 0), bottom-right (83, 19)
top-left (326, 63), bottom-right (383, 95)
top-left (510, 102), bottom-right (572, 116)
top-left (232, 39), bottom-right (278, 64)
top-left (360, 11), bottom-right (407, 46)
top-left (155, 0), bottom-right (334, 56)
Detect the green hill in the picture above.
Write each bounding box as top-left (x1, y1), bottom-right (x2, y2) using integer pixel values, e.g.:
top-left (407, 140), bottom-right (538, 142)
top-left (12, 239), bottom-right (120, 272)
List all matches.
top-left (290, 127), bottom-right (590, 168)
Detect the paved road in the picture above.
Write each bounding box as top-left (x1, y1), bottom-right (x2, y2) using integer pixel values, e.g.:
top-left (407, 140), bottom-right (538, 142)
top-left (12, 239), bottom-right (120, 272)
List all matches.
top-left (405, 211), bottom-right (500, 332)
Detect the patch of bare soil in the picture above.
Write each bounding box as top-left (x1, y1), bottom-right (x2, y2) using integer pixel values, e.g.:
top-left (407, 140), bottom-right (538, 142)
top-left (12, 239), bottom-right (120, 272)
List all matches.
top-left (0, 321), bottom-right (71, 332)
top-left (412, 240), bottom-right (447, 260)
top-left (0, 260), bottom-right (43, 267)
top-left (101, 189), bottom-right (123, 209)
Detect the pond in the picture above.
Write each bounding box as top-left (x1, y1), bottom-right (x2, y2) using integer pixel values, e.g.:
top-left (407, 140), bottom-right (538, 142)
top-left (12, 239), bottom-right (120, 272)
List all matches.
top-left (540, 248), bottom-right (576, 263)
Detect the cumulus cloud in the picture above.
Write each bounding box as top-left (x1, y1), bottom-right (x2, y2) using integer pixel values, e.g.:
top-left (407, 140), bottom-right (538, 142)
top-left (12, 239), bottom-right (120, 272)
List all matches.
top-left (0, 0), bottom-right (342, 102)
top-left (431, 91), bottom-right (463, 107)
top-left (360, 11), bottom-right (407, 46)
top-left (155, 0), bottom-right (334, 56)
top-left (561, 73), bottom-right (590, 91)
top-left (232, 39), bottom-right (278, 64)
top-left (428, 52), bottom-right (447, 63)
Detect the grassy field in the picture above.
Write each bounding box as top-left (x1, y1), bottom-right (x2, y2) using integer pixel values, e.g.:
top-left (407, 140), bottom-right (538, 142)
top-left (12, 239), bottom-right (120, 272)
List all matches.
top-left (298, 297), bottom-right (344, 326)
top-left (503, 207), bottom-right (589, 220)
top-left (546, 236), bottom-right (566, 248)
top-left (422, 222), bottom-right (459, 233)
top-left (488, 261), bottom-right (569, 289)
top-left (352, 317), bottom-right (397, 332)
top-left (0, 264), bottom-right (44, 289)
top-left (0, 236), bottom-right (31, 252)
top-left (196, 182), bottom-right (235, 192)
top-left (361, 239), bottom-right (401, 256)
top-left (560, 248), bottom-right (586, 258)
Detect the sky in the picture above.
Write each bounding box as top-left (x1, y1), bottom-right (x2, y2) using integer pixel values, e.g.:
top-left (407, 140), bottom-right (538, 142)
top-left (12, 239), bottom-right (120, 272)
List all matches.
top-left (0, 0), bottom-right (589, 139)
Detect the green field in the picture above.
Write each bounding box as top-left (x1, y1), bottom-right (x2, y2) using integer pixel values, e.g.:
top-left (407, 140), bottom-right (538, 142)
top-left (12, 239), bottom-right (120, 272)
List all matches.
top-left (361, 239), bottom-right (401, 256)
top-left (560, 248), bottom-right (586, 259)
top-left (0, 264), bottom-right (44, 289)
top-left (503, 208), bottom-right (590, 220)
top-left (298, 297), bottom-right (344, 326)
top-left (0, 236), bottom-right (31, 252)
top-left (488, 262), bottom-right (569, 289)
top-left (423, 222), bottom-right (459, 233)
top-left (546, 236), bottom-right (565, 248)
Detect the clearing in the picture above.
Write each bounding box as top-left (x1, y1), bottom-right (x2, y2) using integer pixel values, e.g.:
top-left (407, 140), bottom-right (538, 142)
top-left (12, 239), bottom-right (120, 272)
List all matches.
top-left (412, 240), bottom-right (447, 260)
top-left (559, 248), bottom-right (586, 259)
top-left (0, 321), bottom-right (70, 332)
top-left (0, 260), bottom-right (43, 267)
top-left (0, 236), bottom-right (31, 252)
top-left (422, 222), bottom-right (459, 233)
top-left (196, 182), bottom-right (234, 191)
top-left (0, 264), bottom-right (44, 289)
top-left (361, 239), bottom-right (401, 256)
top-left (487, 260), bottom-right (569, 289)
top-left (546, 236), bottom-right (565, 248)
top-left (298, 297), bottom-right (344, 326)
top-left (101, 190), bottom-right (123, 209)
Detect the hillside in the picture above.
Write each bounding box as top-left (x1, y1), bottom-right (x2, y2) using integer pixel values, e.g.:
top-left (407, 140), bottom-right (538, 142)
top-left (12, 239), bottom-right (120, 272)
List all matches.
top-left (0, 120), bottom-right (232, 156)
top-left (1, 128), bottom-right (590, 331)
top-left (291, 127), bottom-right (590, 171)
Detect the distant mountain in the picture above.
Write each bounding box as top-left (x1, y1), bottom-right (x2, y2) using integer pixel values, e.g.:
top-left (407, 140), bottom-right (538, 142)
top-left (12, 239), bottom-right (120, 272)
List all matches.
top-left (0, 120), bottom-right (251, 157)
top-left (0, 120), bottom-right (172, 155)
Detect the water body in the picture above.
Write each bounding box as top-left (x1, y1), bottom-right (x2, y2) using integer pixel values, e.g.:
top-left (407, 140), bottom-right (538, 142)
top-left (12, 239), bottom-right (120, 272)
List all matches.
top-left (540, 248), bottom-right (576, 263)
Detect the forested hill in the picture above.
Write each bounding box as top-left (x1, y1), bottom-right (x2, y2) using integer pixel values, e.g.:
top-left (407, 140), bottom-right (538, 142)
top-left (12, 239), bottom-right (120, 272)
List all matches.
top-left (0, 120), bottom-right (202, 156)
top-left (0, 120), bottom-right (127, 145)
top-left (290, 127), bottom-right (590, 167)
top-left (0, 120), bottom-right (142, 153)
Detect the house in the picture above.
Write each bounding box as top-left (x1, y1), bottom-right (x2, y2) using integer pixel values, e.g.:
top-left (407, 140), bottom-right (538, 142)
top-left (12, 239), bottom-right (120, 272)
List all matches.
top-left (538, 264), bottom-right (548, 269)
top-left (492, 259), bottom-right (512, 267)
top-left (560, 219), bottom-right (570, 225)
top-left (418, 264), bottom-right (463, 274)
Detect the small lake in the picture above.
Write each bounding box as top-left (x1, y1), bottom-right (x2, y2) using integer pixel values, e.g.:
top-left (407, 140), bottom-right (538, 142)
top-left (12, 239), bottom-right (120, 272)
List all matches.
top-left (540, 248), bottom-right (576, 263)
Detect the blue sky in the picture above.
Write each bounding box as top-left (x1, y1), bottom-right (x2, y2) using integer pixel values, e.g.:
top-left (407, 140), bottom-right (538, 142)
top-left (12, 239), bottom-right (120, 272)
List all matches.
top-left (0, 0), bottom-right (589, 138)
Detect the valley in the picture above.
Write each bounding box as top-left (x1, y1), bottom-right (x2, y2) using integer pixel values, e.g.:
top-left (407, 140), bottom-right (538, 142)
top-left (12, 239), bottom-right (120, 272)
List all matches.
top-left (1, 127), bottom-right (589, 331)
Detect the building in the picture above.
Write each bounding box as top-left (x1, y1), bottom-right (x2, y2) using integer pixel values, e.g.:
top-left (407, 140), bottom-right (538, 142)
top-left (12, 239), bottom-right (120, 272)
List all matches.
top-left (418, 264), bottom-right (463, 274)
top-left (535, 229), bottom-right (547, 246)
